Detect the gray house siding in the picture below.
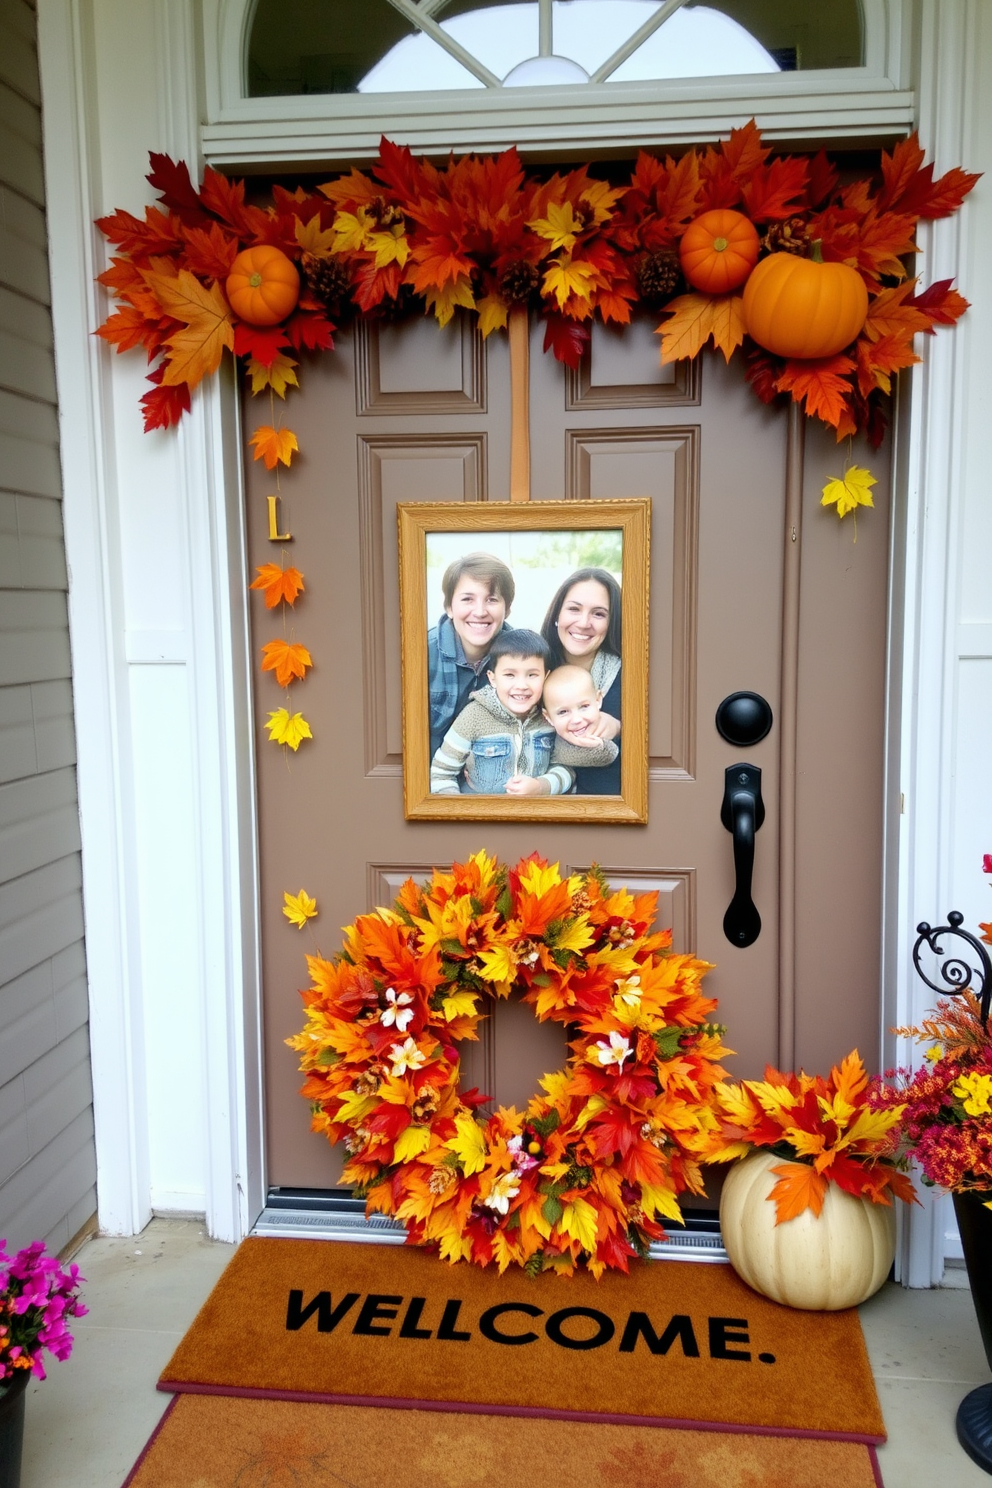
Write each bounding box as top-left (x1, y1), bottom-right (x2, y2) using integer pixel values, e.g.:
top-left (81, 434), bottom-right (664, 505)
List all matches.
top-left (0, 0), bottom-right (96, 1253)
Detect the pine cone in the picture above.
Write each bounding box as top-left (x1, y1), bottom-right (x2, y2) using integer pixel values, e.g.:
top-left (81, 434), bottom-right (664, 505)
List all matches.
top-left (636, 250), bottom-right (682, 307)
top-left (302, 252), bottom-right (353, 313)
top-left (497, 260), bottom-right (541, 304)
top-left (761, 216), bottom-right (811, 256)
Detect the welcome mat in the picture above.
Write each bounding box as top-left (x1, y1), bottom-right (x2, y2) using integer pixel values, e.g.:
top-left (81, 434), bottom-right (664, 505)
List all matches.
top-left (159, 1237), bottom-right (886, 1444)
top-left (125, 1393), bottom-right (884, 1488)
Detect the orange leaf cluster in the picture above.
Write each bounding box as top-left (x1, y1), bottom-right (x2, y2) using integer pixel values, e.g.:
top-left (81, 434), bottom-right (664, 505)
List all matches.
top-left (287, 853), bottom-right (731, 1276)
top-left (708, 1051), bottom-right (916, 1223)
top-left (95, 129), bottom-right (977, 441)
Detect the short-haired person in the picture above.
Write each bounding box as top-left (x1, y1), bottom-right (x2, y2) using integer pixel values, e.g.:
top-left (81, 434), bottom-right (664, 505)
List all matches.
top-left (430, 630), bottom-right (617, 796)
top-left (428, 552), bottom-right (514, 760)
top-left (540, 567), bottom-right (622, 796)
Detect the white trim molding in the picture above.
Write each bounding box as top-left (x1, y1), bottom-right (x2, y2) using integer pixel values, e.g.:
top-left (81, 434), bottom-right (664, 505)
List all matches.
top-left (890, 0), bottom-right (992, 1285)
top-left (37, 0), bottom-right (263, 1243)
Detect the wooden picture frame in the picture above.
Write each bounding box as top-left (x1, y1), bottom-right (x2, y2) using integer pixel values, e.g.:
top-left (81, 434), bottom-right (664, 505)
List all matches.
top-left (398, 500), bottom-right (650, 823)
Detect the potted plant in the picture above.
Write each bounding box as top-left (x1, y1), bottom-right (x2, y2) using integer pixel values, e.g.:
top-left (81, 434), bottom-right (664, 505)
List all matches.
top-left (0, 1240), bottom-right (87, 1488)
top-left (871, 870), bottom-right (992, 1470)
top-left (708, 1050), bottom-right (916, 1310)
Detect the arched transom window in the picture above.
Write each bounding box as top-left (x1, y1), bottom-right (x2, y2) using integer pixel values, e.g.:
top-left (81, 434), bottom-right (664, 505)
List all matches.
top-left (246, 0), bottom-right (865, 98)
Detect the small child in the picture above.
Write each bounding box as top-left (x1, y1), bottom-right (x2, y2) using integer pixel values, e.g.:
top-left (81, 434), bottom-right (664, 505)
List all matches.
top-left (541, 665), bottom-right (611, 750)
top-left (430, 631), bottom-right (617, 797)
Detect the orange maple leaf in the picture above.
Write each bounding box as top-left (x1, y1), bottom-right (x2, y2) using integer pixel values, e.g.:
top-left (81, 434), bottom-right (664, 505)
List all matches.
top-left (142, 268), bottom-right (234, 389)
top-left (769, 1162), bottom-right (828, 1224)
top-left (260, 639), bottom-right (312, 687)
top-left (658, 293), bottom-right (744, 364)
top-left (248, 426), bottom-right (299, 470)
top-left (250, 564), bottom-right (305, 608)
top-left (863, 280), bottom-right (933, 342)
top-left (856, 334), bottom-right (919, 398)
top-left (775, 355), bottom-right (855, 429)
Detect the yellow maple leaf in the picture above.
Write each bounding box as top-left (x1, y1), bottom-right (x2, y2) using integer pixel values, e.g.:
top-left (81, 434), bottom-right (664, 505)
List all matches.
top-left (294, 216), bottom-right (336, 256)
top-left (553, 915), bottom-right (594, 955)
top-left (249, 425), bottom-right (299, 470)
top-left (528, 201), bottom-right (584, 253)
top-left (821, 465), bottom-right (876, 519)
top-left (580, 179), bottom-right (625, 224)
top-left (446, 1114), bottom-right (487, 1176)
top-left (335, 1089), bottom-right (378, 1125)
top-left (394, 1124), bottom-right (432, 1163)
top-left (541, 256), bottom-right (598, 310)
top-left (332, 209), bottom-right (372, 254)
top-left (441, 990), bottom-right (478, 1022)
top-left (476, 943), bottom-right (516, 985)
top-left (559, 1197), bottom-right (599, 1252)
top-left (248, 351), bottom-right (299, 399)
top-left (638, 1181), bottom-right (685, 1224)
top-left (477, 294), bottom-right (508, 338)
top-left (145, 269), bottom-right (234, 389)
top-left (283, 888), bottom-right (317, 929)
top-left (424, 277), bottom-right (476, 327)
top-left (265, 708), bottom-right (312, 751)
top-left (369, 229), bottom-right (409, 269)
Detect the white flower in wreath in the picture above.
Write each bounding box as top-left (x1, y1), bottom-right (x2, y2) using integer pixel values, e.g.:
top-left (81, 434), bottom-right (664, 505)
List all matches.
top-left (483, 1171), bottom-right (521, 1215)
top-left (615, 974), bottom-right (642, 1008)
top-left (388, 1037), bottom-right (427, 1077)
top-left (381, 986), bottom-right (414, 1032)
top-left (593, 1031), bottom-right (633, 1070)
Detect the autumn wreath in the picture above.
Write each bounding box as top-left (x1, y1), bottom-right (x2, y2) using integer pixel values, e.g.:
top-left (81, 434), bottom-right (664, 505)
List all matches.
top-left (287, 852), bottom-right (730, 1277)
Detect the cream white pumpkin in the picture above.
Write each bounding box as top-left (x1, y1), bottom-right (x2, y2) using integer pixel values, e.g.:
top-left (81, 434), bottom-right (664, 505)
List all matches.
top-left (719, 1150), bottom-right (897, 1310)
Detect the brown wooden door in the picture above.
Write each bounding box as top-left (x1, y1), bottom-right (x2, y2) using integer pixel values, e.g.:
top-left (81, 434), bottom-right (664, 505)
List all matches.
top-left (245, 311), bottom-right (890, 1190)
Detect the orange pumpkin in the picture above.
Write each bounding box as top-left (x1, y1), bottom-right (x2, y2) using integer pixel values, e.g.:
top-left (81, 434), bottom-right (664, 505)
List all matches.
top-left (226, 246), bottom-right (300, 326)
top-left (743, 250), bottom-right (869, 359)
top-left (679, 209), bottom-right (760, 294)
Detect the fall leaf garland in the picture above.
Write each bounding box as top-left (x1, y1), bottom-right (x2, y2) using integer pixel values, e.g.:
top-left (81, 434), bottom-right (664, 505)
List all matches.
top-left (95, 125), bottom-right (977, 447)
top-left (286, 852), bottom-right (731, 1277)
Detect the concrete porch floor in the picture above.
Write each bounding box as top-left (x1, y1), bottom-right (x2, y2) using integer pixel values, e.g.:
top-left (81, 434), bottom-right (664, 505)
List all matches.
top-left (18, 1217), bottom-right (992, 1488)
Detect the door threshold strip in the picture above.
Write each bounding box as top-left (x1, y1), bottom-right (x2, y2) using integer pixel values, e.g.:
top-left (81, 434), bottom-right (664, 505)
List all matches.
top-left (251, 1201), bottom-right (728, 1263)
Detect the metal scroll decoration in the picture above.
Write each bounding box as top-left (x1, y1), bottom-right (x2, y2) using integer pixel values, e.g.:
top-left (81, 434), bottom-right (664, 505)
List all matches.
top-left (911, 911), bottom-right (992, 1028)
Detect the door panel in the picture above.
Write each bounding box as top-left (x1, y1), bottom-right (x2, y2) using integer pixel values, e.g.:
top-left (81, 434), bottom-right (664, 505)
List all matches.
top-left (245, 313), bottom-right (889, 1190)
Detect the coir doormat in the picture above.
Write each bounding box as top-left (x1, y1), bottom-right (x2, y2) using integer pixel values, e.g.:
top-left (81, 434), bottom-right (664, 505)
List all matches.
top-left (125, 1393), bottom-right (884, 1488)
top-left (159, 1238), bottom-right (885, 1443)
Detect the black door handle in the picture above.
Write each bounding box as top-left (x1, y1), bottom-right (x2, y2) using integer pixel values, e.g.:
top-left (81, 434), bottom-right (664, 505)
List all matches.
top-left (721, 764), bottom-right (765, 947)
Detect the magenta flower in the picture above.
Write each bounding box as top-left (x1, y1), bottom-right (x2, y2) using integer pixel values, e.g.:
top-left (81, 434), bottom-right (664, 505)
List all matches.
top-left (0, 1240), bottom-right (86, 1384)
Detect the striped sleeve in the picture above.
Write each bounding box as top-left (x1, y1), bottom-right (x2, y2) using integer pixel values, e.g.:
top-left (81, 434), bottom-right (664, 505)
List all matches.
top-left (430, 726), bottom-right (472, 794)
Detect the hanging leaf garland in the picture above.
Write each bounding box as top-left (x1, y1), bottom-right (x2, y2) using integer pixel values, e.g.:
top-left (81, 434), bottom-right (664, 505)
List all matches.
top-left (94, 124), bottom-right (978, 448)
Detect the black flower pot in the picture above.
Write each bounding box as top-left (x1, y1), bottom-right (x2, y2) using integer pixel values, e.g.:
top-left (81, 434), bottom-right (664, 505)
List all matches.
top-left (953, 1191), bottom-right (992, 1473)
top-left (0, 1373), bottom-right (27, 1488)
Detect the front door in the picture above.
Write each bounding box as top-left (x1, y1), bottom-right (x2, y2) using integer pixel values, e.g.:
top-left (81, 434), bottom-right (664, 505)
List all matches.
top-left (245, 311), bottom-right (890, 1191)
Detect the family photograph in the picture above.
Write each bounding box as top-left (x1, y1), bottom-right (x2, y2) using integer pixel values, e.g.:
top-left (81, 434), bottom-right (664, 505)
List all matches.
top-left (425, 529), bottom-right (624, 798)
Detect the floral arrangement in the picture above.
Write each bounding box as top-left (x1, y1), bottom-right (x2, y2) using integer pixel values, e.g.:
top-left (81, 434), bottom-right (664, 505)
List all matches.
top-left (707, 1051), bottom-right (916, 1222)
top-left (0, 1240), bottom-right (86, 1385)
top-left (95, 124), bottom-right (976, 446)
top-left (871, 862), bottom-right (992, 1196)
top-left (287, 851), bottom-right (730, 1277)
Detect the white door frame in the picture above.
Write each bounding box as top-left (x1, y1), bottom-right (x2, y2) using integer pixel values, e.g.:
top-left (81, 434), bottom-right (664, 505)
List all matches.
top-left (37, 0), bottom-right (991, 1279)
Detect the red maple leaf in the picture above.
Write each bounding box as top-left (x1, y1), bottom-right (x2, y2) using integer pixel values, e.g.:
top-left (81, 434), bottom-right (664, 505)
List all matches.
top-left (741, 156), bottom-right (809, 221)
top-left (140, 366), bottom-right (191, 431)
top-left (96, 206), bottom-right (183, 258)
top-left (284, 310), bottom-right (336, 353)
top-left (744, 345), bottom-right (786, 404)
top-left (542, 313), bottom-right (590, 369)
top-left (146, 152), bottom-right (206, 223)
top-left (911, 278), bottom-right (970, 326)
top-left (181, 222), bottom-right (240, 282)
top-left (233, 322), bottom-right (289, 367)
top-left (805, 150), bottom-right (839, 210)
top-left (198, 167), bottom-right (268, 239)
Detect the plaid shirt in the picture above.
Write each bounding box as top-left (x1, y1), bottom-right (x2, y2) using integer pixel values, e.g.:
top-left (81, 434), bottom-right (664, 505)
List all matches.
top-left (427, 613), bottom-right (497, 760)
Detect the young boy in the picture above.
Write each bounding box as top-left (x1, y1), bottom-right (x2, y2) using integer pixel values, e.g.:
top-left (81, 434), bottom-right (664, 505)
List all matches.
top-left (430, 631), bottom-right (617, 796)
top-left (427, 552), bottom-right (515, 761)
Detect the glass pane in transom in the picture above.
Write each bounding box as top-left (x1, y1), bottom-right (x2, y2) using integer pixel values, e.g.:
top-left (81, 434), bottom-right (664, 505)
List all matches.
top-left (246, 0), bottom-right (865, 97)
